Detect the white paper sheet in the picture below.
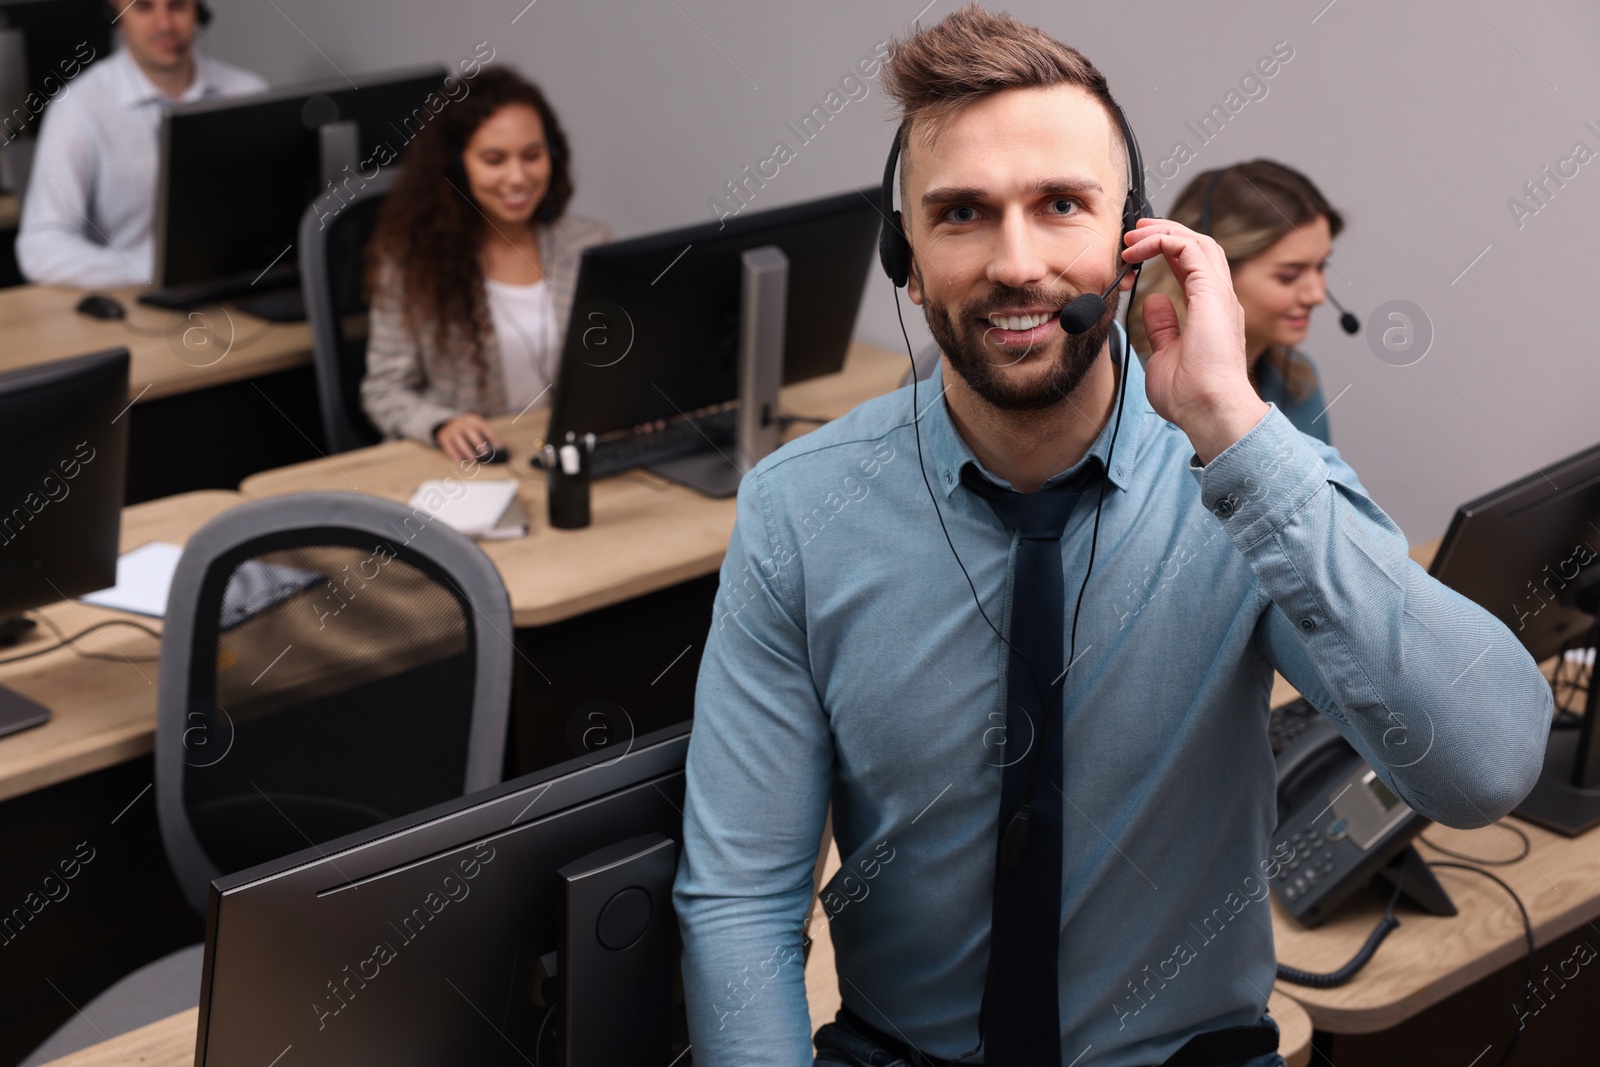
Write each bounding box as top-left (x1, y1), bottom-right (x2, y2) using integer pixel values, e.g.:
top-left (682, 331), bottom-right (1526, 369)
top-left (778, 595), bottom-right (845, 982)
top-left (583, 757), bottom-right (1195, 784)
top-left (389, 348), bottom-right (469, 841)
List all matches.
top-left (79, 541), bottom-right (183, 617)
top-left (408, 479), bottom-right (522, 538)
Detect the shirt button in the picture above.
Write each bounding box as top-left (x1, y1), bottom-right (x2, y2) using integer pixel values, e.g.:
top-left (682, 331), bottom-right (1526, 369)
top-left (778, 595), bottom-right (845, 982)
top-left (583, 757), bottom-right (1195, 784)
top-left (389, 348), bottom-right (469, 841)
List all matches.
top-left (1215, 498), bottom-right (1234, 517)
top-left (1299, 617), bottom-right (1317, 632)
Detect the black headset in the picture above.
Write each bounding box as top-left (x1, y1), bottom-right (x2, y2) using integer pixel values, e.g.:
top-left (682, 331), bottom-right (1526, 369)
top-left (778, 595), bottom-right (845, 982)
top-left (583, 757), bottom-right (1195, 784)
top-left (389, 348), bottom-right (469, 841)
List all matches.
top-left (879, 97), bottom-right (1148, 1063)
top-left (1198, 165), bottom-right (1360, 335)
top-left (880, 101), bottom-right (1151, 308)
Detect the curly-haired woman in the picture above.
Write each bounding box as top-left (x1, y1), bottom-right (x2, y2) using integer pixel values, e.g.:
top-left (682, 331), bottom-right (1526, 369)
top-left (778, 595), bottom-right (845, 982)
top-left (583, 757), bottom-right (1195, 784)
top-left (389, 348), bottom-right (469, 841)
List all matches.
top-left (361, 67), bottom-right (611, 461)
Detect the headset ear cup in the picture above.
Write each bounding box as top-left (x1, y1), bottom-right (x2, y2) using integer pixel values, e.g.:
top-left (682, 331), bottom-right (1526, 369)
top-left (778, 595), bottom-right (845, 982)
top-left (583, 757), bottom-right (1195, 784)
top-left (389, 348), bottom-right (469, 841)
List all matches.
top-left (878, 210), bottom-right (910, 288)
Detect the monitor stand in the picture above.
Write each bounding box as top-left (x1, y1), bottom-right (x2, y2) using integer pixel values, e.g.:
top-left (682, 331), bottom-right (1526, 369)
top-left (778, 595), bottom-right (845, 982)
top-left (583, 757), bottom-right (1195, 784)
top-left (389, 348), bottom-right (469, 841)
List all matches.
top-left (648, 245), bottom-right (788, 499)
top-left (558, 833), bottom-right (676, 1065)
top-left (0, 616), bottom-right (51, 737)
top-left (0, 685), bottom-right (51, 739)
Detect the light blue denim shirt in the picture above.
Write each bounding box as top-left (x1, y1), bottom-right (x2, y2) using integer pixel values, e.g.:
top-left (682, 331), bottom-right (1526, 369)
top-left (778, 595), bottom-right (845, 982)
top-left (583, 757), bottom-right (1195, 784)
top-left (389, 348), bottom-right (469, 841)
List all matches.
top-left (673, 335), bottom-right (1552, 1067)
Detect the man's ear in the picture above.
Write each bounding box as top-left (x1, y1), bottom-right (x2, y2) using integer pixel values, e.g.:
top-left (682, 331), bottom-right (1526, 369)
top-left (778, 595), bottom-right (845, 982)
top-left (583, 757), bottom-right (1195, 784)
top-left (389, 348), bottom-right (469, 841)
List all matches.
top-left (906, 257), bottom-right (925, 306)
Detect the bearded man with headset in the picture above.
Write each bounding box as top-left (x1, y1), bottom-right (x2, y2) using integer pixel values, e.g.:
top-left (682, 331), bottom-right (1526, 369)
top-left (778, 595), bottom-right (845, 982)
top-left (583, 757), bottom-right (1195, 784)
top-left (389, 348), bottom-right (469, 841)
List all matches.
top-left (673, 6), bottom-right (1551, 1066)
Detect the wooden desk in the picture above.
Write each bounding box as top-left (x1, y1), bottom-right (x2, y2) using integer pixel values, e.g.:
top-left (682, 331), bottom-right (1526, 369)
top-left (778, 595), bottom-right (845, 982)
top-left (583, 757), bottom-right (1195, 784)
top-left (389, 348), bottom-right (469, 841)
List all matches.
top-left (1272, 816), bottom-right (1600, 1034)
top-left (1268, 536), bottom-right (1600, 1034)
top-left (241, 340), bottom-right (909, 627)
top-left (0, 284), bottom-right (312, 402)
top-left (0, 491), bottom-right (242, 803)
top-left (38, 1009), bottom-right (197, 1067)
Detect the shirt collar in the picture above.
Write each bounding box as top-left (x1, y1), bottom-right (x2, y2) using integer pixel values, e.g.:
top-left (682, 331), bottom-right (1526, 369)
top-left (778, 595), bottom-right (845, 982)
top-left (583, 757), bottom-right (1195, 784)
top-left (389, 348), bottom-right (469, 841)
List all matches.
top-left (111, 47), bottom-right (228, 108)
top-left (916, 320), bottom-right (1154, 499)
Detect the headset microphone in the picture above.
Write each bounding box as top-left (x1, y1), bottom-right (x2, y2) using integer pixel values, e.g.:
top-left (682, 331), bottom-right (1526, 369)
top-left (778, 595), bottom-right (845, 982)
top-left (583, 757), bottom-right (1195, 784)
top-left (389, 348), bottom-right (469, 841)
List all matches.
top-left (1058, 261), bottom-right (1133, 334)
top-left (1325, 290), bottom-right (1361, 335)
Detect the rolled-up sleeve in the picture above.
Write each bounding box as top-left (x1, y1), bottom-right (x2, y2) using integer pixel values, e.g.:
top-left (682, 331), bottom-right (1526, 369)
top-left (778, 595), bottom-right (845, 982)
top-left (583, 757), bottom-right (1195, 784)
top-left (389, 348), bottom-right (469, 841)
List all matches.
top-left (359, 265), bottom-right (460, 443)
top-left (672, 470), bottom-right (833, 1067)
top-left (1193, 406), bottom-right (1553, 827)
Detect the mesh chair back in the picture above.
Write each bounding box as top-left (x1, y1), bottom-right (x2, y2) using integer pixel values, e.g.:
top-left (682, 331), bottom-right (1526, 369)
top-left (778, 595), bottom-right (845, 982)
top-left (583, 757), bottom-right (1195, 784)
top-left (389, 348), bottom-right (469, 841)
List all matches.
top-left (300, 170), bottom-right (395, 453)
top-left (155, 492), bottom-right (513, 915)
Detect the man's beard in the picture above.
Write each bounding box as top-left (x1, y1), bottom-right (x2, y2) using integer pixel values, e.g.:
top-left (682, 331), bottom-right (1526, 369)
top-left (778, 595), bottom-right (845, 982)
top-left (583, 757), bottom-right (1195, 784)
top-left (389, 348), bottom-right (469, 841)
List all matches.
top-left (922, 275), bottom-right (1121, 413)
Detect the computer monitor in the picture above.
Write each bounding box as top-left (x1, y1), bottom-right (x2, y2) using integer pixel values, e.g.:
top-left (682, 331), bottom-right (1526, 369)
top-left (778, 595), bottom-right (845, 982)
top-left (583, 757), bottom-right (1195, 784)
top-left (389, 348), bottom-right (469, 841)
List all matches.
top-left (544, 190), bottom-right (881, 474)
top-left (1430, 440), bottom-right (1600, 835)
top-left (195, 721), bottom-right (693, 1066)
top-left (0, 348), bottom-right (129, 732)
top-left (0, 0), bottom-right (111, 191)
top-left (148, 66), bottom-right (446, 308)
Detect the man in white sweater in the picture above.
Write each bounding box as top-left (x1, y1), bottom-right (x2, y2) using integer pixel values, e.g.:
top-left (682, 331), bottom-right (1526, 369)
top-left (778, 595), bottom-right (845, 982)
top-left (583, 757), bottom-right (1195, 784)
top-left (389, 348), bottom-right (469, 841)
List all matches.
top-left (17, 0), bottom-right (266, 287)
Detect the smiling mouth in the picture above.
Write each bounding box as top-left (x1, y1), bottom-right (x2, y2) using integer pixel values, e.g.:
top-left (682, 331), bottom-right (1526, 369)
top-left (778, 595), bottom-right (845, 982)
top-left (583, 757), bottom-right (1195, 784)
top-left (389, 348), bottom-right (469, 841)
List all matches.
top-left (981, 309), bottom-right (1061, 346)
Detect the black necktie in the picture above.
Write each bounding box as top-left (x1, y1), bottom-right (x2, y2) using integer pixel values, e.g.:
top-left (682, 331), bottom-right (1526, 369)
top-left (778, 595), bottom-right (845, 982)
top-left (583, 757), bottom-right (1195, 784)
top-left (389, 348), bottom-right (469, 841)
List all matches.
top-left (961, 459), bottom-right (1102, 1067)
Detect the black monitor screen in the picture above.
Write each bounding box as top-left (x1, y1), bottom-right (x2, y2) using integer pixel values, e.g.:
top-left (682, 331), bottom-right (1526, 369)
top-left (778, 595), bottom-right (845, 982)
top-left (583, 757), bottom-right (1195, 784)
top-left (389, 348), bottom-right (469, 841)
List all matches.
top-left (197, 724), bottom-right (692, 1066)
top-left (1430, 441), bottom-right (1600, 663)
top-left (0, 0), bottom-right (112, 127)
top-left (156, 66), bottom-right (446, 287)
top-left (0, 348), bottom-right (128, 617)
top-left (548, 190), bottom-right (881, 442)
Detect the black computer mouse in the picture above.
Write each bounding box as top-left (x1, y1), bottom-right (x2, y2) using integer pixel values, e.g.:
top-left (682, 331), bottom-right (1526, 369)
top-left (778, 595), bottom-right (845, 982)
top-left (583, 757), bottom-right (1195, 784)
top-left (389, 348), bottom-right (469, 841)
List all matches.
top-left (75, 293), bottom-right (126, 320)
top-left (473, 442), bottom-right (509, 464)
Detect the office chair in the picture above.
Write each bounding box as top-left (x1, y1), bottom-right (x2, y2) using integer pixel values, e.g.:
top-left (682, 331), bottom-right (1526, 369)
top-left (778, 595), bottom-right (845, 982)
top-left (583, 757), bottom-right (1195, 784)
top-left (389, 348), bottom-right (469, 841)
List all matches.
top-left (21, 492), bottom-right (514, 1066)
top-left (300, 170), bottom-right (396, 454)
top-left (898, 339), bottom-right (941, 389)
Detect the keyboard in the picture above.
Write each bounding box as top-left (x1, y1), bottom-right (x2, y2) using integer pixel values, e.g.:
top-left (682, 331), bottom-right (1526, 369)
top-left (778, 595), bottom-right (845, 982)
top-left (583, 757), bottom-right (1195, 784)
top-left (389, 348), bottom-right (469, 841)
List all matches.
top-left (137, 265), bottom-right (300, 315)
top-left (587, 408), bottom-right (737, 478)
top-left (1269, 697), bottom-right (1322, 756)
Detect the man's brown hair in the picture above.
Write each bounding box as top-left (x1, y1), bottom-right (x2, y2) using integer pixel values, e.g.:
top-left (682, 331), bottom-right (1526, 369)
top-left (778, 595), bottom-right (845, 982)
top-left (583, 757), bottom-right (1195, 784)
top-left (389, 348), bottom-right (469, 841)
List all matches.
top-left (880, 3), bottom-right (1128, 201)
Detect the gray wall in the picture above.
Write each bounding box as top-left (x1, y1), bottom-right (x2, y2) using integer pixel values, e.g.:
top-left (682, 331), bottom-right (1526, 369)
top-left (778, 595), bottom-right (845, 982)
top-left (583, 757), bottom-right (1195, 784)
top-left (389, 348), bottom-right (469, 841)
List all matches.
top-left (204, 0), bottom-right (1600, 542)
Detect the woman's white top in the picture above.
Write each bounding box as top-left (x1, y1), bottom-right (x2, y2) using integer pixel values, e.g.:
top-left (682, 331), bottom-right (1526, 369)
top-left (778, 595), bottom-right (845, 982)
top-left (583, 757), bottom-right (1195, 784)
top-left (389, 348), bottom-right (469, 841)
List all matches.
top-left (485, 276), bottom-right (559, 415)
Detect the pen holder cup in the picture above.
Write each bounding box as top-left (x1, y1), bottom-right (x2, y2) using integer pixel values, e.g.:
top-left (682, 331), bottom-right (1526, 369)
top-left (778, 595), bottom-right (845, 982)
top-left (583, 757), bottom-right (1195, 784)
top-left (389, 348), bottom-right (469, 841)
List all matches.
top-left (545, 442), bottom-right (592, 530)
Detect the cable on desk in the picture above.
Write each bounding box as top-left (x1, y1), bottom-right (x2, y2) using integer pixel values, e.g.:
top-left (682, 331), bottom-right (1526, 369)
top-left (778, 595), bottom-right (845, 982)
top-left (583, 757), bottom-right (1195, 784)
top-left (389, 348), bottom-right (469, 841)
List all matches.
top-left (229, 320), bottom-right (277, 351)
top-left (116, 319), bottom-right (171, 337)
top-left (1276, 868), bottom-right (1406, 989)
top-left (118, 314), bottom-right (277, 349)
top-left (0, 616), bottom-right (163, 665)
top-left (1418, 821), bottom-right (1530, 866)
top-left (1425, 862), bottom-right (1534, 1067)
top-left (533, 1001), bottom-right (557, 1066)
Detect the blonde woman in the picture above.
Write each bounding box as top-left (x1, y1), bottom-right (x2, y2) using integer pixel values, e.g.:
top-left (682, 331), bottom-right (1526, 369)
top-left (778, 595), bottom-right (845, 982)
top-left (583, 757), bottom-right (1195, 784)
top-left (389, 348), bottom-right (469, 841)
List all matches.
top-left (1131, 160), bottom-right (1345, 442)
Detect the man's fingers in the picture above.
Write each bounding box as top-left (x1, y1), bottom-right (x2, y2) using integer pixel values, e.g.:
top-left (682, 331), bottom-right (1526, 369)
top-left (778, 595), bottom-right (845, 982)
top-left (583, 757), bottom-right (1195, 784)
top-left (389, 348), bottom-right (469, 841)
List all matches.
top-left (1142, 292), bottom-right (1181, 354)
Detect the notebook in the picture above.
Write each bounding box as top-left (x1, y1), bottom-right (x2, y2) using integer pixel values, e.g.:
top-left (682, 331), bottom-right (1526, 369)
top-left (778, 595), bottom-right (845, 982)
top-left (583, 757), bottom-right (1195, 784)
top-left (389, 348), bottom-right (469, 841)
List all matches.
top-left (407, 479), bottom-right (526, 539)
